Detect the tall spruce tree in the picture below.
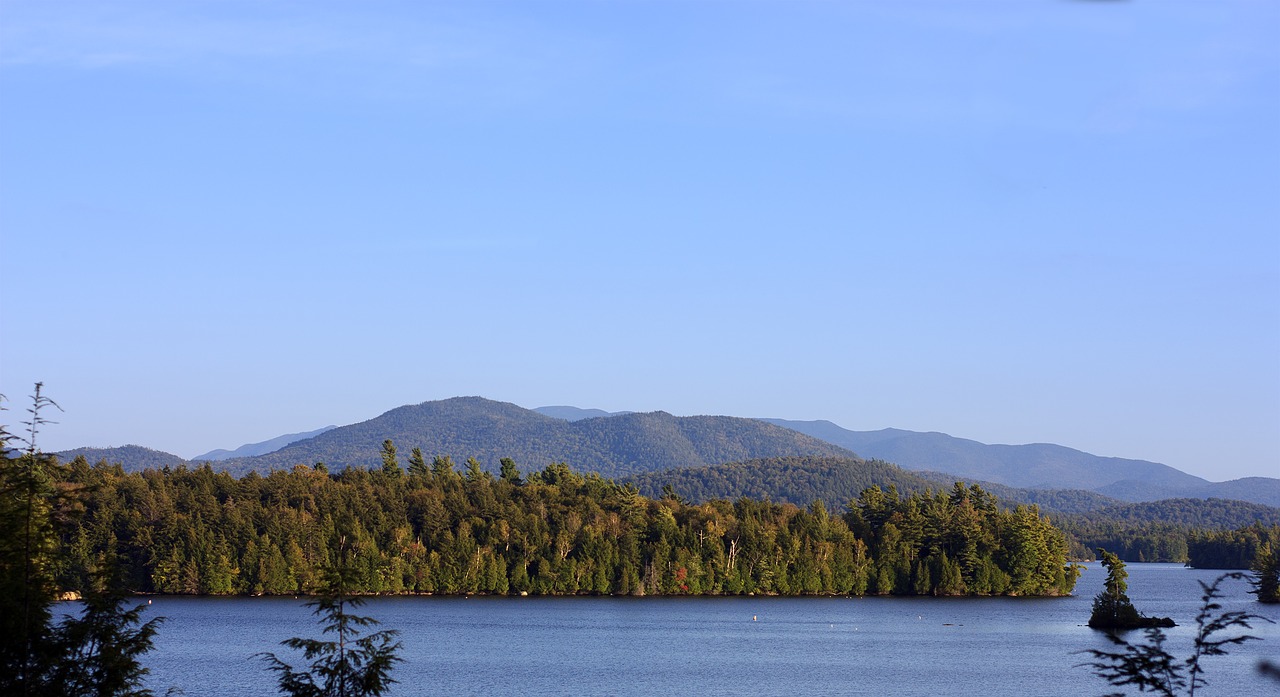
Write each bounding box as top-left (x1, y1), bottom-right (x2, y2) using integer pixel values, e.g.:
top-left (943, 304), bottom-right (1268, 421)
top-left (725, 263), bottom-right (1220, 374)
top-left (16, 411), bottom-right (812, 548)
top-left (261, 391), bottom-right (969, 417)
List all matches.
top-left (259, 543), bottom-right (402, 697)
top-left (1, 384), bottom-right (162, 696)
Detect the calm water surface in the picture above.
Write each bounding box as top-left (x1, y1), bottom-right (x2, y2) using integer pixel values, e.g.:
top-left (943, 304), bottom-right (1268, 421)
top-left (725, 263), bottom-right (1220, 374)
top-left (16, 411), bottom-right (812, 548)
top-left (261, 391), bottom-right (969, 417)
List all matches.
top-left (122, 563), bottom-right (1279, 696)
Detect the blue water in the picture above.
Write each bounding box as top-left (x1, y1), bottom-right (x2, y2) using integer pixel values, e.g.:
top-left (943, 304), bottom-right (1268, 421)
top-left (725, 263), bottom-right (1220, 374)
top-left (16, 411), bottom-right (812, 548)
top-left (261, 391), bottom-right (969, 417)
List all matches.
top-left (112, 564), bottom-right (1279, 696)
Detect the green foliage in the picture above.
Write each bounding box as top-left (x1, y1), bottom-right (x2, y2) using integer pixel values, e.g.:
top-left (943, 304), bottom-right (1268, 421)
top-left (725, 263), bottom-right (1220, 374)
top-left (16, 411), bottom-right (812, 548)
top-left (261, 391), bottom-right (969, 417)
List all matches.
top-left (1057, 501), bottom-right (1280, 564)
top-left (48, 586), bottom-right (164, 697)
top-left (259, 559), bottom-right (402, 697)
top-left (211, 398), bottom-right (854, 477)
top-left (1080, 573), bottom-right (1271, 696)
top-left (1252, 542), bottom-right (1279, 603)
top-left (1, 384), bottom-right (162, 696)
top-left (378, 440), bottom-right (401, 479)
top-left (1187, 524), bottom-right (1280, 570)
top-left (628, 457), bottom-right (940, 512)
top-left (1075, 498), bottom-right (1280, 530)
top-left (1089, 550), bottom-right (1143, 629)
top-left (47, 454), bottom-right (1079, 598)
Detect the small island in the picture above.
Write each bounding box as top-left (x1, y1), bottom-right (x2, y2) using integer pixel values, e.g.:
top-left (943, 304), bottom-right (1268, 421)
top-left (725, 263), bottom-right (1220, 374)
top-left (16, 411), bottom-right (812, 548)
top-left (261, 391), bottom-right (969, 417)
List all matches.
top-left (1087, 549), bottom-right (1175, 630)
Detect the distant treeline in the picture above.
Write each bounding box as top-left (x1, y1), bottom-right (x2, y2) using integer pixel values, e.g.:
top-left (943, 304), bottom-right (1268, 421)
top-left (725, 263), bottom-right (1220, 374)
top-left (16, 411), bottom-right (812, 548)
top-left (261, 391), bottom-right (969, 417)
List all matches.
top-left (1053, 499), bottom-right (1280, 564)
top-left (51, 452), bottom-right (1079, 598)
top-left (1186, 524), bottom-right (1280, 570)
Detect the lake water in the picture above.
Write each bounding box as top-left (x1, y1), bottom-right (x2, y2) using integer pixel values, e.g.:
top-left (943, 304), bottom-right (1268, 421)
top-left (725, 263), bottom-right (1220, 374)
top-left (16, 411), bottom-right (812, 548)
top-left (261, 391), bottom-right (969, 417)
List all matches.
top-left (116, 563), bottom-right (1279, 696)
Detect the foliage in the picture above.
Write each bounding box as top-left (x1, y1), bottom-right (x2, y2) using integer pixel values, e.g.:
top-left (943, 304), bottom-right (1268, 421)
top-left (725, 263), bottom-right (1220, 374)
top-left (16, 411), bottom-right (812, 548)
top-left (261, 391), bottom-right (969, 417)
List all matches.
top-left (259, 557), bottom-right (402, 697)
top-left (211, 398), bottom-right (854, 477)
top-left (913, 471), bottom-right (1123, 514)
top-left (628, 457), bottom-right (937, 512)
top-left (48, 586), bottom-right (164, 697)
top-left (1079, 499), bottom-right (1280, 531)
top-left (1080, 573), bottom-right (1271, 696)
top-left (1087, 550), bottom-right (1171, 630)
top-left (46, 453), bottom-right (1080, 598)
top-left (1187, 524), bottom-right (1280, 570)
top-left (1, 384), bottom-right (162, 696)
top-left (1252, 542), bottom-right (1279, 603)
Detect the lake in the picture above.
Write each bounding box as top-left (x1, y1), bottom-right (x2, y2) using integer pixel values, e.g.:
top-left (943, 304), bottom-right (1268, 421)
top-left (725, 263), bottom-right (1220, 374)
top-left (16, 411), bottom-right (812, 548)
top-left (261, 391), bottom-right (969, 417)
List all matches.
top-left (119, 563), bottom-right (1278, 696)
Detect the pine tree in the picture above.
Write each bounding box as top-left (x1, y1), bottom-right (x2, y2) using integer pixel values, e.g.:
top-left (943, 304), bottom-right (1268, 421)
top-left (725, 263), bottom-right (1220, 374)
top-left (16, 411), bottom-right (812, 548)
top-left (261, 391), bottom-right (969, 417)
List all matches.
top-left (259, 548), bottom-right (402, 697)
top-left (48, 583), bottom-right (164, 697)
top-left (1082, 573), bottom-right (1270, 696)
top-left (1, 384), bottom-right (163, 696)
top-left (1089, 549), bottom-right (1173, 630)
top-left (379, 440), bottom-right (401, 478)
top-left (1252, 543), bottom-right (1279, 604)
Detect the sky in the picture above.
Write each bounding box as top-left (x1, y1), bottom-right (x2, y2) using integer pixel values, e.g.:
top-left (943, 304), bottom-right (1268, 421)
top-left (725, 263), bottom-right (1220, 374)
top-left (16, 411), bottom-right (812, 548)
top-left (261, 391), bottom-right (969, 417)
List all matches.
top-left (1, 1), bottom-right (1276, 483)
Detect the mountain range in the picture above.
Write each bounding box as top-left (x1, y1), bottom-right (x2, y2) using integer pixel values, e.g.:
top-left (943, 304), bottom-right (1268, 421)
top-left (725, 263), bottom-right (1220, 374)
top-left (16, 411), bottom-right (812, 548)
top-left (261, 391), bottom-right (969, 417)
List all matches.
top-left (209, 397), bottom-right (854, 478)
top-left (190, 426), bottom-right (336, 461)
top-left (50, 397), bottom-right (1279, 508)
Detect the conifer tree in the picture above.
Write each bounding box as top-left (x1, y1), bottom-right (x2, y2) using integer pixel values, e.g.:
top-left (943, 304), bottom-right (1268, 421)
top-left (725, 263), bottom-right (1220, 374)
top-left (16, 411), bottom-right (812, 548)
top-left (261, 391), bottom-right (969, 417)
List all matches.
top-left (1082, 573), bottom-right (1270, 696)
top-left (260, 544), bottom-right (402, 697)
top-left (1252, 543), bottom-right (1279, 604)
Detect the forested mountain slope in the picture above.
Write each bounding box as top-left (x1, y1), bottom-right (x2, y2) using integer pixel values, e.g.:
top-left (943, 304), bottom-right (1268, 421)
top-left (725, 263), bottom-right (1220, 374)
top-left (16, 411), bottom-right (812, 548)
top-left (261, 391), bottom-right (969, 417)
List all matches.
top-left (912, 471), bottom-right (1123, 514)
top-left (628, 456), bottom-right (939, 511)
top-left (217, 397), bottom-right (854, 477)
top-left (52, 445), bottom-right (184, 471)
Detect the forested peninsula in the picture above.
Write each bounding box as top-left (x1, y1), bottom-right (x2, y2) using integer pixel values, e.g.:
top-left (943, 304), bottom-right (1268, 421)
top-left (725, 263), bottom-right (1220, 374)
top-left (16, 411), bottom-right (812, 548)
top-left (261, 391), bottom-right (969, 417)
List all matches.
top-left (50, 454), bottom-right (1079, 598)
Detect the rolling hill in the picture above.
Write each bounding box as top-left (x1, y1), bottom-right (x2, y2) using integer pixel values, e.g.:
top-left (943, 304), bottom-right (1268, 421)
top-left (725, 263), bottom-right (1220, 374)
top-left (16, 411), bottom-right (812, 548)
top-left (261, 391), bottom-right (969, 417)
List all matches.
top-left (53, 444), bottom-right (185, 471)
top-left (216, 397), bottom-right (855, 478)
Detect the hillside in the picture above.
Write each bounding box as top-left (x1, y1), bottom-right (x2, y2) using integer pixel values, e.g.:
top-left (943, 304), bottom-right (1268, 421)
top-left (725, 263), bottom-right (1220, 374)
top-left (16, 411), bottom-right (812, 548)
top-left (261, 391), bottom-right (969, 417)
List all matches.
top-left (191, 425), bottom-right (336, 461)
top-left (628, 456), bottom-right (940, 511)
top-left (1096, 477), bottom-right (1280, 509)
top-left (53, 445), bottom-right (185, 471)
top-left (913, 470), bottom-right (1124, 514)
top-left (630, 457), bottom-right (1133, 516)
top-left (1067, 498), bottom-right (1280, 529)
top-left (218, 397), bottom-right (855, 477)
top-left (762, 419), bottom-right (1208, 493)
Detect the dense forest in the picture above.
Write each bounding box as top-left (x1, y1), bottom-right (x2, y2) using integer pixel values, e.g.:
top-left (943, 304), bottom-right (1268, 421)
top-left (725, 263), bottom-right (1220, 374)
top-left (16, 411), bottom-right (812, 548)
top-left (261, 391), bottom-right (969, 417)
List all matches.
top-left (628, 457), bottom-right (939, 511)
top-left (626, 457), bottom-right (1280, 565)
top-left (1185, 524), bottom-right (1280, 570)
top-left (48, 450), bottom-right (1079, 598)
top-left (1055, 500), bottom-right (1280, 564)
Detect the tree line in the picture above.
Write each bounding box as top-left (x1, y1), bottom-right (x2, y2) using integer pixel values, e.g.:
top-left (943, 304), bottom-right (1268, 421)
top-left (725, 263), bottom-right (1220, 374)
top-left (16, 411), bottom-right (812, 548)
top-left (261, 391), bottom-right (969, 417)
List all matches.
top-left (48, 441), bottom-right (1079, 599)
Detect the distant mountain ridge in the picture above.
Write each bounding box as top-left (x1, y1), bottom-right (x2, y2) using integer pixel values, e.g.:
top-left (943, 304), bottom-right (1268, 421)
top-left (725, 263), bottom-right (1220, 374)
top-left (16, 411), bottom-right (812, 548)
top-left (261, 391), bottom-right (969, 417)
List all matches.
top-left (47, 398), bottom-right (1279, 510)
top-left (627, 456), bottom-right (1280, 524)
top-left (760, 419), bottom-right (1205, 491)
top-left (533, 406), bottom-right (632, 421)
top-left (216, 397), bottom-right (855, 478)
top-left (191, 425), bottom-right (337, 461)
top-left (53, 444), bottom-right (185, 471)
top-left (758, 418), bottom-right (1280, 506)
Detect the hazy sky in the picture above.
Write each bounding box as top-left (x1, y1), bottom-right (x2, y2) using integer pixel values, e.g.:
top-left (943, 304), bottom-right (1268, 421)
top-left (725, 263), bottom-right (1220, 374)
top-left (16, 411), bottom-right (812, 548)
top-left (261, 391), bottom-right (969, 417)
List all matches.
top-left (2, 1), bottom-right (1276, 482)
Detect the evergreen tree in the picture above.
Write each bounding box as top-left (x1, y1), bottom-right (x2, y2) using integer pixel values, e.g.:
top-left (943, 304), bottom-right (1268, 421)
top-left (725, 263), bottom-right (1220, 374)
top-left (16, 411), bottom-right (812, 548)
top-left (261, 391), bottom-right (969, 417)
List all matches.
top-left (47, 584), bottom-right (164, 697)
top-left (1252, 543), bottom-right (1279, 604)
top-left (1089, 549), bottom-right (1141, 629)
top-left (0, 384), bottom-right (63, 693)
top-left (1089, 549), bottom-right (1172, 629)
top-left (499, 458), bottom-right (522, 485)
top-left (259, 554), bottom-right (402, 697)
top-left (379, 440), bottom-right (401, 478)
top-left (406, 448), bottom-right (428, 478)
top-left (1, 384), bottom-right (163, 696)
top-left (1082, 573), bottom-right (1269, 696)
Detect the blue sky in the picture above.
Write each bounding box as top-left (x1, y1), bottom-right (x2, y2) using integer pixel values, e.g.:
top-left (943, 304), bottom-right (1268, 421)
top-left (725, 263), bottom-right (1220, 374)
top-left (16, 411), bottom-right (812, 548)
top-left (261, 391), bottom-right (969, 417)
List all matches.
top-left (2, 1), bottom-right (1276, 482)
